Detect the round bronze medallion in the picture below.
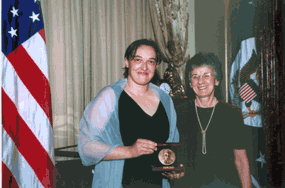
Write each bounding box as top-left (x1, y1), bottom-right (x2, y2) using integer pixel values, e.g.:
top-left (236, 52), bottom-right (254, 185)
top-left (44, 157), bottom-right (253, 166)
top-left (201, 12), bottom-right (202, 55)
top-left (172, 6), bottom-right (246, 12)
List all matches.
top-left (158, 149), bottom-right (175, 165)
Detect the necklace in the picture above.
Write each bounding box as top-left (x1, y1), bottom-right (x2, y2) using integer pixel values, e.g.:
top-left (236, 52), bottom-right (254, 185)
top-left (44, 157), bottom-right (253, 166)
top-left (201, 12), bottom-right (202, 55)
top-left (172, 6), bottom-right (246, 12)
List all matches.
top-left (195, 97), bottom-right (217, 154)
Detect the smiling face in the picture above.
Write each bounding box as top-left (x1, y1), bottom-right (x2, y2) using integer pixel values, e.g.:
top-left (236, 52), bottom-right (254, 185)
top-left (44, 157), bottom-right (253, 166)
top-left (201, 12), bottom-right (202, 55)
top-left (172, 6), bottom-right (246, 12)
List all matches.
top-left (190, 66), bottom-right (219, 99)
top-left (125, 45), bottom-right (157, 86)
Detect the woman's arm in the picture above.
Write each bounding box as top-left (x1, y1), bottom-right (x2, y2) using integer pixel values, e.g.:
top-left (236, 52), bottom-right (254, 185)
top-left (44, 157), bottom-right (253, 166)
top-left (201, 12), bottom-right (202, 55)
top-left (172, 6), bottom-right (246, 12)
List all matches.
top-left (102, 146), bottom-right (133, 160)
top-left (103, 138), bottom-right (157, 160)
top-left (234, 149), bottom-right (251, 188)
top-left (78, 87), bottom-right (122, 166)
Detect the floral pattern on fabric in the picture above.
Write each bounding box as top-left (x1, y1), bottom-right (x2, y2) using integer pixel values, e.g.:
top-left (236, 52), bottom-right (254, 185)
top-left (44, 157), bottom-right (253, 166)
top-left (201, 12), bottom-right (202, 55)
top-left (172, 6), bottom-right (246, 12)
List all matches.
top-left (149, 0), bottom-right (190, 98)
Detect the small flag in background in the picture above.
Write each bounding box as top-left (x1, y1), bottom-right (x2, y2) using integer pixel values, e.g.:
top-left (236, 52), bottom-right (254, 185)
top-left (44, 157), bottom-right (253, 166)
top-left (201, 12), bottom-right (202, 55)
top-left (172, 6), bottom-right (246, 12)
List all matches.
top-left (239, 82), bottom-right (257, 103)
top-left (2, 1), bottom-right (55, 188)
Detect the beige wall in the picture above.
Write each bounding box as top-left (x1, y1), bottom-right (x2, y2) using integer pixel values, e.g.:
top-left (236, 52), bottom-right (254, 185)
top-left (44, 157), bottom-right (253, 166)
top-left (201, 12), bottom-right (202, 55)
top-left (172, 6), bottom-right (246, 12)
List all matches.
top-left (188, 0), bottom-right (196, 58)
top-left (195, 0), bottom-right (228, 101)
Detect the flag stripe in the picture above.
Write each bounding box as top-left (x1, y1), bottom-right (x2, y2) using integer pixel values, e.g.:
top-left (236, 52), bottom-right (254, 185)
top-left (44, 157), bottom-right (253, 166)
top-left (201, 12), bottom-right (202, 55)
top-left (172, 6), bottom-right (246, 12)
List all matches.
top-left (239, 90), bottom-right (250, 96)
top-left (239, 84), bottom-right (250, 95)
top-left (239, 83), bottom-right (249, 90)
top-left (239, 83), bottom-right (257, 103)
top-left (2, 162), bottom-right (20, 188)
top-left (240, 89), bottom-right (256, 102)
top-left (6, 45), bottom-right (52, 124)
top-left (22, 32), bottom-right (49, 80)
top-left (2, 53), bottom-right (54, 159)
top-left (239, 87), bottom-right (250, 96)
top-left (240, 90), bottom-right (251, 97)
top-left (243, 91), bottom-right (256, 101)
top-left (242, 89), bottom-right (254, 99)
top-left (2, 88), bottom-right (54, 188)
top-left (38, 29), bottom-right (46, 43)
top-left (2, 128), bottom-right (44, 188)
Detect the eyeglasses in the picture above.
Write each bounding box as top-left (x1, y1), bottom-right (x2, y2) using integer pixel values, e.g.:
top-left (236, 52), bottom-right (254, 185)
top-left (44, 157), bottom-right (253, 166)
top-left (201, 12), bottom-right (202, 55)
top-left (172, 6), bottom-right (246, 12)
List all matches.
top-left (190, 73), bottom-right (213, 81)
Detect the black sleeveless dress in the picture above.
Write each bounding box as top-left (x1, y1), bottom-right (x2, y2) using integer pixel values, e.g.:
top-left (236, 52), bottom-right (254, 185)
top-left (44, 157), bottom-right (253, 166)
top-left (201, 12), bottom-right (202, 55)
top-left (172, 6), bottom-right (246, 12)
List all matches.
top-left (119, 90), bottom-right (170, 188)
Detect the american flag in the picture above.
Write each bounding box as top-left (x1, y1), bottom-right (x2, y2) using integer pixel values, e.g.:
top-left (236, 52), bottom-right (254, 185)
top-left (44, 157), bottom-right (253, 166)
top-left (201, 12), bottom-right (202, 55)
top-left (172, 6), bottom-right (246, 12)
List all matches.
top-left (2, 0), bottom-right (55, 187)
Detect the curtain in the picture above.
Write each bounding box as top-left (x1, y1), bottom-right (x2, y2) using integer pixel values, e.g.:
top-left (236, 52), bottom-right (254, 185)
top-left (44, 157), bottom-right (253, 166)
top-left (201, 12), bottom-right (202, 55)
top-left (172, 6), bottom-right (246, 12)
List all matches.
top-left (257, 0), bottom-right (285, 187)
top-left (41, 0), bottom-right (167, 161)
top-left (149, 0), bottom-right (190, 98)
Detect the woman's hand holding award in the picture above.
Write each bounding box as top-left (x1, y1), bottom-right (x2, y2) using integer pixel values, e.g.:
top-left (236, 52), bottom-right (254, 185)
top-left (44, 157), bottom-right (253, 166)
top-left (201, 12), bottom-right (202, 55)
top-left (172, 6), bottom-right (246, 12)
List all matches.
top-left (152, 143), bottom-right (183, 172)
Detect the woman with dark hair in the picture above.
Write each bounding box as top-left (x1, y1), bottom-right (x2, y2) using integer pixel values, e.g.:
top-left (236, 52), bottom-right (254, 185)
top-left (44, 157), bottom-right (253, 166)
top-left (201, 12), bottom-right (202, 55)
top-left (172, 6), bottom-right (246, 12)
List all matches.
top-left (172, 52), bottom-right (252, 187)
top-left (78, 39), bottom-right (181, 188)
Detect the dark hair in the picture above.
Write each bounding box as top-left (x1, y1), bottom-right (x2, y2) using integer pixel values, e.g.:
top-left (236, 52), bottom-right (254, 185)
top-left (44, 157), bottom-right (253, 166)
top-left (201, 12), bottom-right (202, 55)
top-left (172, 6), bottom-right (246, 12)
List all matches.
top-left (184, 52), bottom-right (224, 100)
top-left (123, 39), bottom-right (163, 78)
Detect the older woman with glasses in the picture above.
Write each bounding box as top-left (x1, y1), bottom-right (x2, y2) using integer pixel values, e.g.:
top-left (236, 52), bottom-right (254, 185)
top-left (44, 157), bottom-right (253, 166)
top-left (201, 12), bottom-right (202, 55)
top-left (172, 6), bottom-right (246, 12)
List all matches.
top-left (172, 52), bottom-right (252, 188)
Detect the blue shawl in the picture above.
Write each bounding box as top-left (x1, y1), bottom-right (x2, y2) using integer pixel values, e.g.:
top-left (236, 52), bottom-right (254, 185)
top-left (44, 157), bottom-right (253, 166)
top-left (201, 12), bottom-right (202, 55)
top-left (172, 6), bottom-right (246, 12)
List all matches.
top-left (78, 78), bottom-right (179, 188)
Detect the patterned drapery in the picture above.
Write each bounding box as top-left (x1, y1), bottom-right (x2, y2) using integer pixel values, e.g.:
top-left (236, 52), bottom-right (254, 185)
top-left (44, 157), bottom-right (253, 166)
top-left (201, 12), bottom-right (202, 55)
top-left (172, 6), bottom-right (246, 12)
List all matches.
top-left (257, 0), bottom-right (285, 187)
top-left (149, 0), bottom-right (190, 98)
